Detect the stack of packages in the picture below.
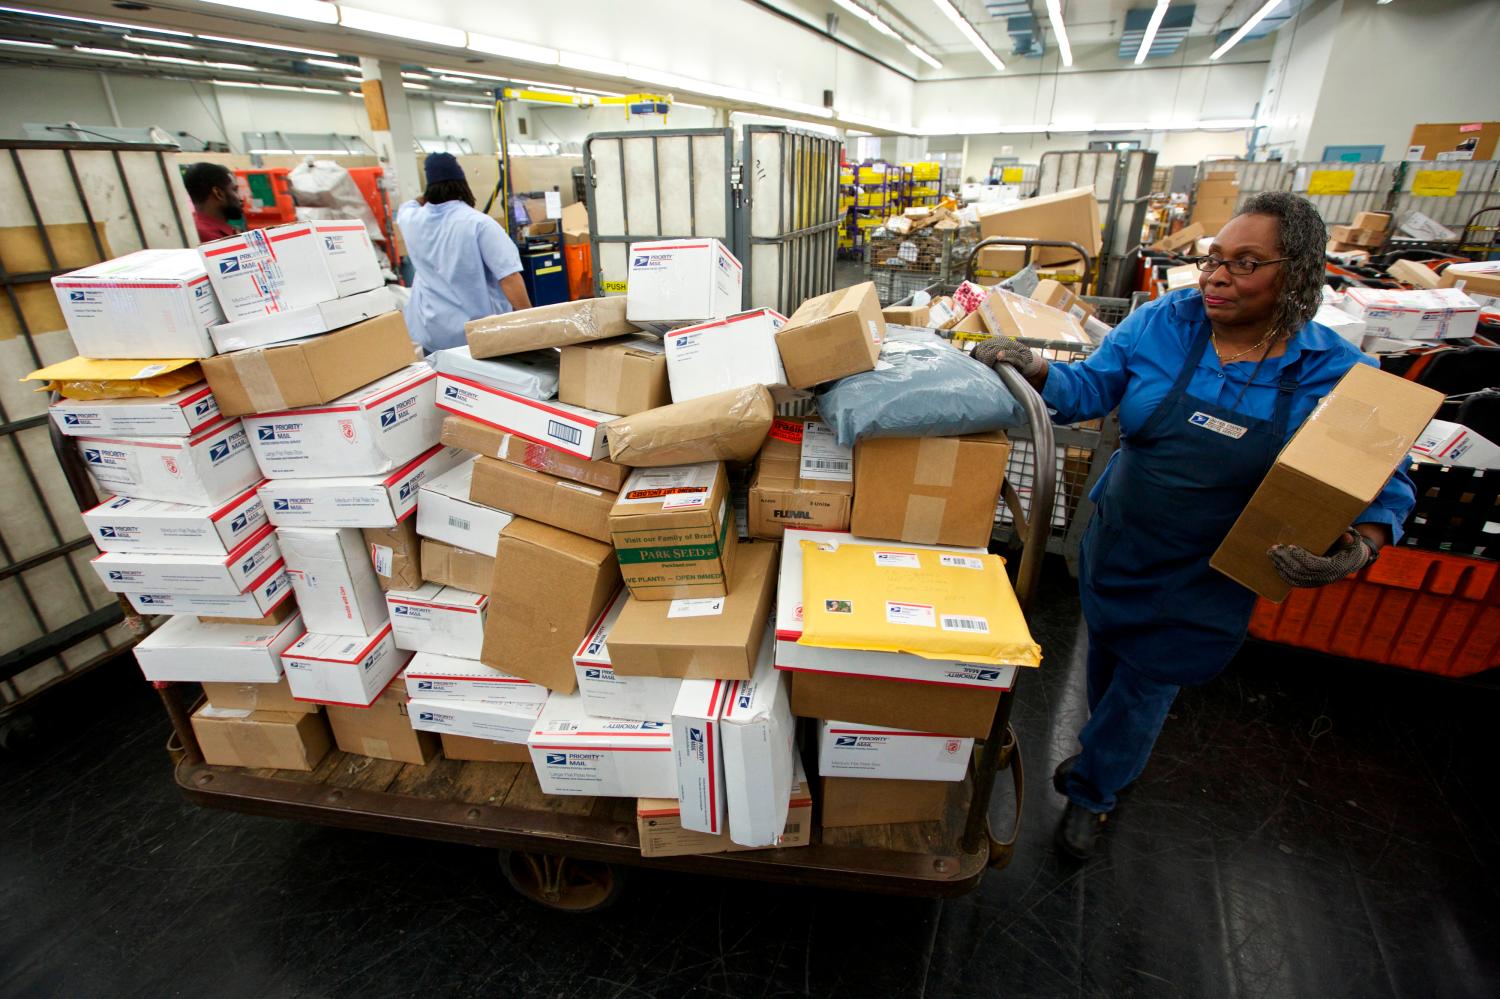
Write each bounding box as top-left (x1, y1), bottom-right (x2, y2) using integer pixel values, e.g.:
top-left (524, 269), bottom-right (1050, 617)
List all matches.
top-left (1337, 285), bottom-right (1480, 354)
top-left (1189, 171), bottom-right (1240, 235)
top-left (973, 187), bottom-right (1102, 283)
top-left (1327, 211), bottom-right (1392, 256)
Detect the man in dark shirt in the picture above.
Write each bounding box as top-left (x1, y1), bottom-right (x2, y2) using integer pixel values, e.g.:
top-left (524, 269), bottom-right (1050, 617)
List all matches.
top-left (182, 162), bottom-right (244, 243)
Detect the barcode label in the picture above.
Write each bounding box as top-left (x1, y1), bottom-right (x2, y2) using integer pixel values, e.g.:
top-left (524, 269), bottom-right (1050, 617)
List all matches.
top-left (804, 458), bottom-right (851, 472)
top-left (799, 420), bottom-right (853, 482)
top-left (783, 823), bottom-right (801, 834)
top-left (940, 555), bottom-right (984, 570)
top-left (546, 420), bottom-right (583, 447)
top-left (448, 515), bottom-right (470, 531)
top-left (941, 615), bottom-right (990, 633)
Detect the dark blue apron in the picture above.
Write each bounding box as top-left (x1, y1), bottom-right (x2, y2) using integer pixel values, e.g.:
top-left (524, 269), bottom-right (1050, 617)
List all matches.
top-left (1078, 322), bottom-right (1300, 685)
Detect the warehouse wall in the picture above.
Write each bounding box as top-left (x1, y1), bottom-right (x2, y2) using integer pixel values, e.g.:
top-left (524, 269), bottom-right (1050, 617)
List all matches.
top-left (951, 128), bottom-right (1249, 181)
top-left (1253, 0), bottom-right (1342, 161)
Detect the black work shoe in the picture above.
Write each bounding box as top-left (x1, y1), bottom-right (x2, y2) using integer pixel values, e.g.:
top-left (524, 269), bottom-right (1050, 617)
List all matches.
top-left (1052, 754), bottom-right (1080, 795)
top-left (1055, 801), bottom-right (1108, 861)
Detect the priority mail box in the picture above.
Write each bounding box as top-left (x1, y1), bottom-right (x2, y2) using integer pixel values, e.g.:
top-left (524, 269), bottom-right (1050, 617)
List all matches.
top-left (637, 755), bottom-right (812, 858)
top-left (719, 633), bottom-right (795, 847)
top-left (77, 418), bottom-right (261, 506)
top-left (527, 690), bottom-right (676, 797)
top-left (52, 248), bottom-right (223, 358)
top-left (747, 417), bottom-right (853, 539)
top-left (559, 335), bottom-right (670, 415)
top-left (133, 611), bottom-right (304, 683)
top-left (387, 584), bottom-right (487, 658)
top-left (1412, 420), bottom-right (1500, 469)
top-left (282, 623), bottom-right (409, 707)
top-left (609, 461), bottom-right (736, 601)
top-left (259, 444), bottom-right (467, 528)
top-left (191, 705), bottom-right (331, 772)
top-left (573, 588), bottom-right (682, 722)
top-left (83, 483), bottom-right (266, 556)
top-left (126, 562), bottom-right (293, 618)
top-left (671, 678), bottom-right (732, 835)
top-left (469, 456), bottom-right (615, 543)
top-left (277, 527), bottom-right (388, 636)
top-left (626, 238), bottom-right (742, 333)
top-left (431, 344), bottom-right (560, 402)
top-left (1339, 287), bottom-right (1479, 341)
top-left (209, 285), bottom-right (397, 353)
top-left (416, 459), bottom-right (513, 556)
top-left (409, 695), bottom-right (544, 743)
top-left (51, 383), bottom-right (221, 437)
top-left (664, 309), bottom-right (789, 403)
top-left (440, 415), bottom-right (631, 493)
top-left (199, 219), bottom-right (381, 322)
top-left (434, 372), bottom-right (614, 461)
top-left (402, 651), bottom-right (549, 704)
top-left (243, 363), bottom-right (440, 478)
top-left (818, 720), bottom-right (973, 781)
top-left (326, 680), bottom-right (438, 765)
top-left (93, 523), bottom-right (280, 595)
top-left (775, 282), bottom-right (884, 389)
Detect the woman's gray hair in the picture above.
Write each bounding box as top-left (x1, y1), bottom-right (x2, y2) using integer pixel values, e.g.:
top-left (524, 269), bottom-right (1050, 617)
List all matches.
top-left (1234, 191), bottom-right (1327, 336)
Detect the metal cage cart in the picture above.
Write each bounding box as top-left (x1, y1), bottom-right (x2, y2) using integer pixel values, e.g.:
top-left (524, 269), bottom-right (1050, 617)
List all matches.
top-left (865, 224), bottom-right (981, 306)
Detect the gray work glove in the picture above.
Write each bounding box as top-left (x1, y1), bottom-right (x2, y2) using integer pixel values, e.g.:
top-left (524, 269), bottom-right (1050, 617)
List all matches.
top-left (1268, 531), bottom-right (1379, 588)
top-left (971, 336), bottom-right (1046, 379)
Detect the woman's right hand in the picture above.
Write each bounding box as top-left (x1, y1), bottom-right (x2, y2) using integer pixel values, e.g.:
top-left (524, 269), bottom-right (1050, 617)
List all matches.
top-left (972, 336), bottom-right (1047, 381)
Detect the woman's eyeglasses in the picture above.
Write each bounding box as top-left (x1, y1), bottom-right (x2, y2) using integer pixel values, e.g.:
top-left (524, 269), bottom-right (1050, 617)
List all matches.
top-left (1192, 255), bottom-right (1290, 276)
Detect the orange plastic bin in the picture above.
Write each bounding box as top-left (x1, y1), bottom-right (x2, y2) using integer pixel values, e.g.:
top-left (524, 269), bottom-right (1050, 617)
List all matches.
top-left (564, 241), bottom-right (593, 300)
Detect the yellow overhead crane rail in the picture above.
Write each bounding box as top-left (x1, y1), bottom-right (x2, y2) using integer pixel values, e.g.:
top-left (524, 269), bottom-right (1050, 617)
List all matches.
top-left (499, 88), bottom-right (674, 119)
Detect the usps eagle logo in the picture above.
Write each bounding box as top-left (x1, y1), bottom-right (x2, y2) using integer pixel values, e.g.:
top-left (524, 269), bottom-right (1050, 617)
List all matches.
top-left (835, 736), bottom-right (858, 748)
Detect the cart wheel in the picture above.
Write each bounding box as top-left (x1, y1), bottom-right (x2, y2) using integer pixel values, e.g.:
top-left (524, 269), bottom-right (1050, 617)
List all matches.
top-left (0, 710), bottom-right (39, 754)
top-left (498, 849), bottom-right (625, 913)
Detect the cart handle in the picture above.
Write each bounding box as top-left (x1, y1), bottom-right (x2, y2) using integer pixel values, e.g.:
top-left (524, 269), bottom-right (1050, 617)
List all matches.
top-left (963, 236), bottom-right (1094, 295)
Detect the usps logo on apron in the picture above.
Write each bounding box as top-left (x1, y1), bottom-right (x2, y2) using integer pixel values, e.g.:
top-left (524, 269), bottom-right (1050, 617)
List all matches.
top-left (1188, 411), bottom-right (1248, 439)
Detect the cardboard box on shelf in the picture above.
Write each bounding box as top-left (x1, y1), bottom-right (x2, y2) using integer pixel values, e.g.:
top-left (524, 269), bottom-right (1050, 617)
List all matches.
top-left (1437, 261), bottom-right (1500, 308)
top-left (209, 285), bottom-right (397, 353)
top-left (1339, 287), bottom-right (1479, 341)
top-left (242, 364), bottom-right (439, 478)
top-left (440, 415), bottom-right (631, 493)
top-left (1329, 224), bottom-right (1383, 247)
top-left (440, 733), bottom-right (532, 763)
top-left (50, 383), bottom-right (221, 438)
top-left (76, 417), bottom-right (261, 507)
top-left (125, 563), bottom-right (293, 619)
top-left (430, 344), bottom-right (560, 402)
top-left (609, 461), bottom-right (736, 601)
top-left (259, 444), bottom-right (467, 529)
top-left (407, 695), bottom-right (545, 743)
top-left (416, 459), bottom-right (513, 556)
top-left (882, 305), bottom-right (929, 327)
top-left (625, 238), bottom-right (742, 332)
top-left (1387, 258), bottom-right (1442, 290)
top-left (133, 611), bottom-right (303, 683)
top-left (1211, 364), bottom-right (1442, 601)
top-left (977, 288), bottom-right (1089, 343)
top-left (720, 633), bottom-right (795, 847)
top-left (82, 483), bottom-right (265, 556)
top-left (774, 282), bottom-right (884, 389)
top-left (527, 690), bottom-right (676, 797)
top-left (326, 680), bottom-right (439, 765)
top-left (747, 417), bottom-right (853, 540)
top-left (419, 539), bottom-right (494, 594)
top-left (482, 518), bottom-right (620, 692)
top-left (201, 311), bottom-right (421, 418)
top-left (466, 296), bottom-right (636, 358)
top-left (573, 588), bottom-right (683, 722)
top-left (607, 540), bottom-right (775, 679)
top-left (199, 220), bottom-right (381, 322)
top-left (818, 720), bottom-right (972, 781)
top-left (605, 384), bottom-right (774, 467)
top-left (191, 705), bottom-right (331, 772)
top-left (851, 432), bottom-right (1010, 548)
top-left (1148, 222), bottom-right (1205, 255)
top-left (469, 457), bottom-right (615, 543)
top-left (1412, 420), bottom-right (1500, 469)
top-left (93, 523), bottom-right (280, 595)
top-left (1028, 279), bottom-right (1096, 322)
top-left (402, 652), bottom-right (549, 704)
top-left (976, 187), bottom-right (1102, 265)
top-left (820, 775), bottom-right (950, 828)
top-left (637, 756), bottom-right (812, 857)
top-left (663, 309), bottom-right (789, 403)
top-left (52, 248), bottom-right (223, 358)
top-left (435, 371), bottom-right (614, 461)
top-left (277, 527), bottom-right (389, 636)
top-left (362, 518), bottom-right (423, 591)
top-left (671, 677), bottom-right (731, 835)
top-left (387, 583), bottom-right (487, 658)
top-left (559, 335), bottom-right (670, 415)
top-left (202, 674), bottom-right (317, 714)
top-left (282, 623), bottom-right (409, 707)
top-left (1353, 211), bottom-right (1391, 232)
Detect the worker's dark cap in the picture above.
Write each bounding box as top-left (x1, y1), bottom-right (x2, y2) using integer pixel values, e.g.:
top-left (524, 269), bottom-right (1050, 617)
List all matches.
top-left (424, 152), bottom-right (465, 185)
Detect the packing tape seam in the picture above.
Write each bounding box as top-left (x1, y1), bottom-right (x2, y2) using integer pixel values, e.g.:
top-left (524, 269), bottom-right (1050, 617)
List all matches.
top-left (231, 349), bottom-right (287, 413)
top-left (1305, 393), bottom-right (1414, 462)
top-left (902, 494), bottom-right (947, 544)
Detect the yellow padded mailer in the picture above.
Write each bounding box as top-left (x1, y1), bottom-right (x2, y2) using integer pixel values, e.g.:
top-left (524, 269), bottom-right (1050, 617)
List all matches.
top-left (796, 540), bottom-right (1042, 666)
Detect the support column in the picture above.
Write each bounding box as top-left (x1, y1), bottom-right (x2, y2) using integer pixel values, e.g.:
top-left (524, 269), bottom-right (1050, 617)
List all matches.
top-left (359, 57), bottom-right (420, 205)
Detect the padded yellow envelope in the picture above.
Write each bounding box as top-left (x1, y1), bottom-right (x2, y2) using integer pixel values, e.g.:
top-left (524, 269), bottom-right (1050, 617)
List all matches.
top-left (22, 356), bottom-right (202, 400)
top-left (797, 540), bottom-right (1042, 666)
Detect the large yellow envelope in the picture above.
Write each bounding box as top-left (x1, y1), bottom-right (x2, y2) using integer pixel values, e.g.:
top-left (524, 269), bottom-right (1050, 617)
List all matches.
top-left (797, 540), bottom-right (1042, 666)
top-left (22, 356), bottom-right (202, 400)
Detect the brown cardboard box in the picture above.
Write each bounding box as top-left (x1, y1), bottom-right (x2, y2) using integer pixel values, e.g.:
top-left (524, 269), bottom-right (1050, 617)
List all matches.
top-left (609, 461), bottom-right (737, 601)
top-left (441, 414), bottom-right (630, 492)
top-left (466, 296), bottom-right (636, 358)
top-left (201, 311), bottom-right (421, 417)
top-left (1029, 279), bottom-right (1096, 321)
top-left (607, 540), bottom-right (776, 679)
top-left (199, 598), bottom-right (298, 627)
top-left (1353, 211), bottom-right (1391, 232)
top-left (1437, 263), bottom-right (1500, 301)
top-left (975, 288), bottom-right (1088, 343)
top-left (1165, 263), bottom-right (1200, 291)
top-left (441, 733), bottom-right (532, 763)
top-left (326, 681), bottom-right (439, 765)
top-left (747, 417), bottom-right (853, 539)
top-left (1406, 121), bottom-right (1499, 162)
top-left (420, 538), bottom-right (494, 594)
top-left (775, 282), bottom-right (885, 389)
top-left (561, 201), bottom-right (590, 246)
top-left (1389, 258), bottom-right (1442, 290)
top-left (1329, 225), bottom-right (1383, 247)
top-left (559, 335), bottom-right (669, 415)
top-left (790, 671), bottom-right (999, 740)
top-left (820, 776), bottom-right (950, 828)
top-left (976, 187), bottom-right (1102, 265)
top-left (882, 305), bottom-right (929, 327)
top-left (1191, 195), bottom-right (1239, 234)
top-left (605, 384), bottom-right (774, 467)
top-left (202, 675), bottom-right (318, 715)
top-left (362, 518), bottom-right (423, 591)
top-left (1211, 364), bottom-right (1442, 601)
top-left (470, 456), bottom-right (616, 542)
top-left (972, 245), bottom-right (1029, 278)
top-left (191, 704), bottom-right (332, 771)
top-left (637, 766), bottom-right (813, 857)
top-left (481, 518), bottom-right (620, 692)
top-left (850, 432), bottom-right (1010, 548)
top-left (1148, 222), bottom-right (1205, 255)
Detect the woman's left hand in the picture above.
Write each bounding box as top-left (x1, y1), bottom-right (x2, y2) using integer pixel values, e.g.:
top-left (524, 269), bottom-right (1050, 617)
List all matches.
top-left (1267, 530), bottom-right (1379, 588)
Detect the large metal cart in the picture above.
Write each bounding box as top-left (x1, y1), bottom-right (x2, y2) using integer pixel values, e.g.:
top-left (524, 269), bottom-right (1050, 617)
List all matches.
top-left (51, 367), bottom-right (1056, 910)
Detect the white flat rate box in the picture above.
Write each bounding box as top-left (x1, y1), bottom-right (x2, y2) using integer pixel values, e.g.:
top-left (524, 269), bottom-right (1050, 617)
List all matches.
top-left (51, 383), bottom-right (221, 437)
top-left (133, 612), bottom-right (304, 683)
top-left (126, 564), bottom-right (293, 618)
top-left (528, 690), bottom-right (676, 797)
top-left (573, 588), bottom-right (681, 722)
top-left (259, 444), bottom-right (467, 528)
top-left (1340, 287), bottom-right (1479, 341)
top-left (407, 695), bottom-right (543, 743)
top-left (277, 526), bottom-right (389, 636)
top-left (282, 623), bottom-right (409, 707)
top-left (720, 632), bottom-right (795, 847)
top-left (83, 484), bottom-right (266, 556)
top-left (671, 678), bottom-right (731, 835)
top-left (387, 583), bottom-right (488, 658)
top-left (92, 523), bottom-right (280, 595)
top-left (626, 239), bottom-right (742, 333)
top-left (818, 720), bottom-right (973, 781)
top-left (209, 285), bottom-right (396, 352)
top-left (199, 219), bottom-right (381, 322)
top-left (401, 652), bottom-right (549, 704)
top-left (664, 308), bottom-right (788, 402)
top-left (52, 248), bottom-right (223, 358)
top-left (77, 418), bottom-right (262, 506)
top-left (416, 459), bottom-right (512, 557)
top-left (1412, 419), bottom-right (1500, 469)
top-left (435, 373), bottom-right (614, 460)
top-left (243, 363), bottom-right (440, 478)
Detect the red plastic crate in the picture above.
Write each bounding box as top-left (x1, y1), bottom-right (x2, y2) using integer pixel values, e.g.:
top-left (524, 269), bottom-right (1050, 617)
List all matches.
top-left (1249, 547), bottom-right (1500, 677)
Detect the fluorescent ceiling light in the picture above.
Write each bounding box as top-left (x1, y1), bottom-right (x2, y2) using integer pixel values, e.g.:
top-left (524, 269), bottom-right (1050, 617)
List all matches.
top-left (211, 79), bottom-right (260, 88)
top-left (194, 0), bottom-right (338, 25)
top-left (1210, 0), bottom-right (1283, 59)
top-left (75, 46), bottom-right (143, 59)
top-left (465, 33), bottom-right (558, 65)
top-left (402, 71), bottom-right (431, 81)
top-left (337, 7), bottom-right (464, 47)
top-left (143, 54), bottom-right (200, 65)
top-left (343, 74), bottom-right (362, 82)
top-left (304, 57), bottom-right (354, 70)
top-left (443, 99), bottom-right (492, 109)
top-left (0, 5), bottom-right (191, 35)
top-left (196, 34), bottom-right (339, 57)
top-left (1045, 0), bottom-right (1072, 67)
top-left (0, 37), bottom-right (55, 49)
top-left (204, 61), bottom-right (256, 71)
top-left (300, 87), bottom-right (340, 95)
top-left (435, 75), bottom-right (479, 84)
top-left (905, 42), bottom-right (942, 70)
top-left (427, 65), bottom-right (508, 82)
top-left (403, 82), bottom-right (429, 90)
top-left (558, 50), bottom-right (628, 77)
top-left (126, 35), bottom-right (195, 49)
top-left (930, 0), bottom-right (1005, 72)
top-left (1135, 1), bottom-right (1170, 64)
top-left (261, 83), bottom-right (303, 90)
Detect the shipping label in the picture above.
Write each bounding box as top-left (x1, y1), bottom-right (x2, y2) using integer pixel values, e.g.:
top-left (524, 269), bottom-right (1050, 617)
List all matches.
top-left (799, 420), bottom-right (853, 482)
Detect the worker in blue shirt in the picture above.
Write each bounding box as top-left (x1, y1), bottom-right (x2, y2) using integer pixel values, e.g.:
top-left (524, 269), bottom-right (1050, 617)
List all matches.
top-left (974, 192), bottom-right (1415, 860)
top-left (396, 153), bottom-right (530, 352)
